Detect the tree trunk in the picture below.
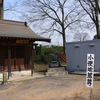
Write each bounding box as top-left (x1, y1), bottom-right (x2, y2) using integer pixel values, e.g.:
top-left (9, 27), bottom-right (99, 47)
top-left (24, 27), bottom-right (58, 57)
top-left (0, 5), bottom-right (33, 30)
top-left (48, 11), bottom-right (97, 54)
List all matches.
top-left (62, 25), bottom-right (66, 56)
top-left (0, 0), bottom-right (3, 19)
top-left (96, 23), bottom-right (100, 39)
top-left (95, 0), bottom-right (100, 39)
top-left (95, 12), bottom-right (100, 39)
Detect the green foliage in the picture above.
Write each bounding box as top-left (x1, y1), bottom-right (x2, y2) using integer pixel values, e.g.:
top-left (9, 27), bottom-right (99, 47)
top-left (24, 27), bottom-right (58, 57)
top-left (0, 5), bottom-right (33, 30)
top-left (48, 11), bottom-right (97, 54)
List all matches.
top-left (34, 69), bottom-right (46, 75)
top-left (34, 45), bottom-right (63, 64)
top-left (93, 34), bottom-right (97, 39)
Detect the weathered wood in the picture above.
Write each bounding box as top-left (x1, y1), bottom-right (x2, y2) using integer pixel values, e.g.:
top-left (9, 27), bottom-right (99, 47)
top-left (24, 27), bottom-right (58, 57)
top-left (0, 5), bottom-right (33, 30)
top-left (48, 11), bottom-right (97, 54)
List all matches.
top-left (30, 42), bottom-right (34, 76)
top-left (0, 40), bottom-right (36, 75)
top-left (31, 48), bottom-right (34, 76)
top-left (14, 46), bottom-right (16, 69)
top-left (0, 45), bottom-right (4, 71)
top-left (27, 46), bottom-right (29, 69)
top-left (8, 43), bottom-right (11, 79)
top-left (2, 46), bottom-right (4, 70)
top-left (24, 46), bottom-right (29, 69)
top-left (16, 39), bottom-right (29, 43)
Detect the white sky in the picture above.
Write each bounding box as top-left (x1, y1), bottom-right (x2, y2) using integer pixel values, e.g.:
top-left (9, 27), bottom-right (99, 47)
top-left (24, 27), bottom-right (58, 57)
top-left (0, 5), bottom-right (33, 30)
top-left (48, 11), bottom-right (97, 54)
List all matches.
top-left (4, 0), bottom-right (96, 46)
top-left (4, 0), bottom-right (23, 21)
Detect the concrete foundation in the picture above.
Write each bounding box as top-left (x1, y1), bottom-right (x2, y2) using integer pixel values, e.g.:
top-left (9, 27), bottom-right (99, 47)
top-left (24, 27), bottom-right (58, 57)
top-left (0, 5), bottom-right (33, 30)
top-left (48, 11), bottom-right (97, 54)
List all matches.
top-left (46, 67), bottom-right (68, 76)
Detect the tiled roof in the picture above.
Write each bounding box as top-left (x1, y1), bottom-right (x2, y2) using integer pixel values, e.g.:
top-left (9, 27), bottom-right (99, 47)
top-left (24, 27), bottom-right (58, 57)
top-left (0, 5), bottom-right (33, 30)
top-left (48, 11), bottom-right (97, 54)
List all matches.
top-left (0, 19), bottom-right (50, 42)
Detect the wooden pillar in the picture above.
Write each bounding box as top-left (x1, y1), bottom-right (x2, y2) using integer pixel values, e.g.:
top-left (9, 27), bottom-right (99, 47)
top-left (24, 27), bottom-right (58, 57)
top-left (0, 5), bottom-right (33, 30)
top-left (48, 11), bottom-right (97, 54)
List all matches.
top-left (31, 48), bottom-right (34, 76)
top-left (8, 43), bottom-right (11, 79)
top-left (30, 42), bottom-right (34, 76)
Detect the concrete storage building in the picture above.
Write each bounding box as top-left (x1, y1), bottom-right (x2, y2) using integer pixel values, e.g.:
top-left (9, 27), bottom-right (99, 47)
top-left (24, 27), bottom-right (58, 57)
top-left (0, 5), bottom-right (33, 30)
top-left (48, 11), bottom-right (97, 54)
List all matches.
top-left (66, 40), bottom-right (100, 73)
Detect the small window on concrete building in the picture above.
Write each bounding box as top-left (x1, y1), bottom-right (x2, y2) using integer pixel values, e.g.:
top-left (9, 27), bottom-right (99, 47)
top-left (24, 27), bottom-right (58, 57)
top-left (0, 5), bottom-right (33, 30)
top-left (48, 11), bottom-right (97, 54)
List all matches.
top-left (89, 43), bottom-right (95, 47)
top-left (75, 44), bottom-right (80, 48)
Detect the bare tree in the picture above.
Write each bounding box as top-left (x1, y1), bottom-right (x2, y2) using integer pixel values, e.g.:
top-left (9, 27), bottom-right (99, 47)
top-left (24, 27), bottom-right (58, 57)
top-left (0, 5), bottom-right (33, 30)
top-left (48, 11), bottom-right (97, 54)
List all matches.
top-left (73, 33), bottom-right (90, 41)
top-left (0, 0), bottom-right (3, 19)
top-left (0, 0), bottom-right (22, 19)
top-left (77, 0), bottom-right (100, 39)
top-left (4, 0), bottom-right (22, 11)
top-left (22, 0), bottom-right (81, 55)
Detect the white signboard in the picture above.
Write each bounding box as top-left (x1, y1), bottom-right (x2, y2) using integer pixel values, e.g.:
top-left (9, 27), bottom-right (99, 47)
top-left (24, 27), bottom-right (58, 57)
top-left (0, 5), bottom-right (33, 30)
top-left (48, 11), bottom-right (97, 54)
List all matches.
top-left (86, 54), bottom-right (94, 88)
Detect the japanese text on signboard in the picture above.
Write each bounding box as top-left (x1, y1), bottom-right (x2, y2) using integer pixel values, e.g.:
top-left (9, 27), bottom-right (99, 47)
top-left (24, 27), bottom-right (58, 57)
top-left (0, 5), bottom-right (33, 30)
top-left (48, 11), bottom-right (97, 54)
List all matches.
top-left (86, 54), bottom-right (94, 88)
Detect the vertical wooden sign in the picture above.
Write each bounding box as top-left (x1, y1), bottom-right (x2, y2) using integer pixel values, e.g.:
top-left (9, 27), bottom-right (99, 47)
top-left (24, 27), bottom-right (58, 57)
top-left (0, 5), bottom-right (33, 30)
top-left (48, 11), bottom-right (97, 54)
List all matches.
top-left (86, 54), bottom-right (94, 87)
top-left (86, 54), bottom-right (94, 100)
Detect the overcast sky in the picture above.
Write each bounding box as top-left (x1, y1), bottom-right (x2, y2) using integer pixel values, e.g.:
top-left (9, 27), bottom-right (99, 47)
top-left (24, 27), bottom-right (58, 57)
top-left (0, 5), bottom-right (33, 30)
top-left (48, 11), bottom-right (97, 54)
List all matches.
top-left (4, 0), bottom-right (23, 21)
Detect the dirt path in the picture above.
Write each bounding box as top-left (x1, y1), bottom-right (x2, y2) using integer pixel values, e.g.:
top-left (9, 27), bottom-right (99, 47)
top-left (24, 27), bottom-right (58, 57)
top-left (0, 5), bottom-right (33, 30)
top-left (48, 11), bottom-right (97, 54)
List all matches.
top-left (0, 74), bottom-right (100, 100)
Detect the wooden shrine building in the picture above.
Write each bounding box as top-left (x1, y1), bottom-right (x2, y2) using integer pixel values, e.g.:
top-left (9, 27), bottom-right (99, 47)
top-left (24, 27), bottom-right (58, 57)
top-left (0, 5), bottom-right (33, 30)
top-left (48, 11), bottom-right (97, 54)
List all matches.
top-left (0, 19), bottom-right (50, 78)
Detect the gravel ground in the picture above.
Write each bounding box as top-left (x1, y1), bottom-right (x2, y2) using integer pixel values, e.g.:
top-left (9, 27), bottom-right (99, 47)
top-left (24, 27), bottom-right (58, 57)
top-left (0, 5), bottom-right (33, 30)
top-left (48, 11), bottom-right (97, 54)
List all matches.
top-left (0, 74), bottom-right (100, 100)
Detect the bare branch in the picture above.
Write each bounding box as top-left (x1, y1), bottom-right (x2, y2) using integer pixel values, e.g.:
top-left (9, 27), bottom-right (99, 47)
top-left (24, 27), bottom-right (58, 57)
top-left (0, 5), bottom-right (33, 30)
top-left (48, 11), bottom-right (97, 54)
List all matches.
top-left (78, 0), bottom-right (94, 21)
top-left (73, 32), bottom-right (90, 41)
top-left (22, 0), bottom-right (81, 55)
top-left (77, 0), bottom-right (100, 38)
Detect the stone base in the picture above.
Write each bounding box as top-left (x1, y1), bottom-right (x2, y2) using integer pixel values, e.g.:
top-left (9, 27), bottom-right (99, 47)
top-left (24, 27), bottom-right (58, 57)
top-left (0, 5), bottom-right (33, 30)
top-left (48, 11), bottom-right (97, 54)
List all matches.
top-left (46, 67), bottom-right (68, 76)
top-left (2, 72), bottom-right (8, 84)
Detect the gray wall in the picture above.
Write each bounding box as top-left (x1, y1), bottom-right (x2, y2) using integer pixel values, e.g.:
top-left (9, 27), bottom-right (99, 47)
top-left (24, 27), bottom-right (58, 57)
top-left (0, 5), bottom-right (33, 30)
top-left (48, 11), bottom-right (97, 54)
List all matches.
top-left (66, 40), bottom-right (100, 72)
